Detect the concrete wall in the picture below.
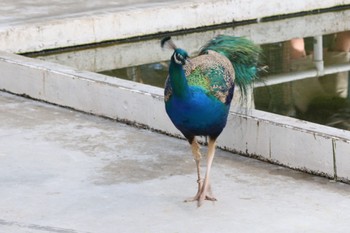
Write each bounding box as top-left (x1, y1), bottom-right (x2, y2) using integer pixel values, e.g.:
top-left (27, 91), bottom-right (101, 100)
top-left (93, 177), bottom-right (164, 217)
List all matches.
top-left (32, 9), bottom-right (350, 73)
top-left (1, 51), bottom-right (350, 182)
top-left (1, 0), bottom-right (350, 53)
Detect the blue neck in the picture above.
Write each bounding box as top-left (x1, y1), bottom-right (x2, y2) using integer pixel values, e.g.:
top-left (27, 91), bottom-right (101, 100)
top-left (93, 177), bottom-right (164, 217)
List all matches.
top-left (169, 61), bottom-right (189, 99)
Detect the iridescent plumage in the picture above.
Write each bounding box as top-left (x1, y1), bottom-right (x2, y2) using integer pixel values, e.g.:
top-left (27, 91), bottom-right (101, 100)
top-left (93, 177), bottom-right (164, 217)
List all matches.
top-left (162, 35), bottom-right (261, 206)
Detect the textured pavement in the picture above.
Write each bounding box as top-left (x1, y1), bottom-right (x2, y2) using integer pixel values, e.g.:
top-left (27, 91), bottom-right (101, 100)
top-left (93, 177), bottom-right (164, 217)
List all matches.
top-left (1, 91), bottom-right (350, 232)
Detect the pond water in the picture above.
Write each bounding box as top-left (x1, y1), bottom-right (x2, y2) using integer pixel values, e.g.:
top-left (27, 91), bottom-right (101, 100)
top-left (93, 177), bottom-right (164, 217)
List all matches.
top-left (28, 9), bottom-right (350, 131)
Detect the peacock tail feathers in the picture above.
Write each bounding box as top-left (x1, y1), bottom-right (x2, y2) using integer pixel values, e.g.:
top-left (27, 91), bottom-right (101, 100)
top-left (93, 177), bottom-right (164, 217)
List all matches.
top-left (199, 35), bottom-right (262, 96)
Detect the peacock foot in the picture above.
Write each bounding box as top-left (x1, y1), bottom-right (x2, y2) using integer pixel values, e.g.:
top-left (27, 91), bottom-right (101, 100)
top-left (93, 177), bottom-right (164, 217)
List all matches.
top-left (184, 179), bottom-right (217, 206)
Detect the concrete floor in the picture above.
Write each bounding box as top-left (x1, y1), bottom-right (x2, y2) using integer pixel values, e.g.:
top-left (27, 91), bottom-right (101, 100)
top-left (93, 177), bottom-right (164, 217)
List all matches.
top-left (1, 91), bottom-right (350, 233)
top-left (2, 1), bottom-right (350, 232)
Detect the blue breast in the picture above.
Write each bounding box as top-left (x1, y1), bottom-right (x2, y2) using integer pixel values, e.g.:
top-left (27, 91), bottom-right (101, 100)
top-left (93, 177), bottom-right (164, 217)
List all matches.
top-left (165, 86), bottom-right (230, 138)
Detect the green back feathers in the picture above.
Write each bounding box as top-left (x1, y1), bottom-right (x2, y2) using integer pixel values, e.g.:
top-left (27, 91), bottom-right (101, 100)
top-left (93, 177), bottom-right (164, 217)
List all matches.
top-left (186, 68), bottom-right (210, 89)
top-left (184, 54), bottom-right (234, 104)
top-left (199, 35), bottom-right (261, 96)
top-left (186, 66), bottom-right (227, 90)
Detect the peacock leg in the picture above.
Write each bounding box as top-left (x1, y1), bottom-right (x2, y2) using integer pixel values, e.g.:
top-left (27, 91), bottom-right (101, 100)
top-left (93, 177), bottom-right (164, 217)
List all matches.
top-left (198, 137), bottom-right (217, 206)
top-left (184, 137), bottom-right (203, 202)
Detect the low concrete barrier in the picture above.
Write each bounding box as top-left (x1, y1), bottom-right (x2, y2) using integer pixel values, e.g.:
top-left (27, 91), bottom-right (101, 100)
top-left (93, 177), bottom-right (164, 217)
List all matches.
top-left (1, 51), bottom-right (350, 182)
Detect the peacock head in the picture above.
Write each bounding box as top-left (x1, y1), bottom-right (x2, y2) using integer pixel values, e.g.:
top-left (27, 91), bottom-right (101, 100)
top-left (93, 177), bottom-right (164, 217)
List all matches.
top-left (161, 36), bottom-right (190, 66)
top-left (172, 48), bottom-right (189, 65)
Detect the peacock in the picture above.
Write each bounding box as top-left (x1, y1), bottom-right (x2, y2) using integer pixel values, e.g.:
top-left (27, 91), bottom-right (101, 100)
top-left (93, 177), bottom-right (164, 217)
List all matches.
top-left (161, 35), bottom-right (261, 206)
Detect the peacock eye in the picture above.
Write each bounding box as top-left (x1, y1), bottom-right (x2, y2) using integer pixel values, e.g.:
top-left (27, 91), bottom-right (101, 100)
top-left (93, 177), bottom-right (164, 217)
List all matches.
top-left (173, 53), bottom-right (184, 64)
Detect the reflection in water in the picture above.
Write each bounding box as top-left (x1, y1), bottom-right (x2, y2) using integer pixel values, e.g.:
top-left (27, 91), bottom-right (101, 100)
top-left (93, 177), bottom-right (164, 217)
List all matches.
top-left (255, 31), bottom-right (350, 130)
top-left (101, 32), bottom-right (350, 131)
top-left (327, 103), bottom-right (350, 130)
top-left (101, 62), bottom-right (168, 88)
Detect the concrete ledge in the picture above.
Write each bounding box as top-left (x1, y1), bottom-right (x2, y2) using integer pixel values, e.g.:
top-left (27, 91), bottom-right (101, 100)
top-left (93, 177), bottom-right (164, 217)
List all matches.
top-left (220, 110), bottom-right (349, 180)
top-left (1, 51), bottom-right (350, 182)
top-left (1, 0), bottom-right (350, 53)
top-left (32, 9), bottom-right (350, 74)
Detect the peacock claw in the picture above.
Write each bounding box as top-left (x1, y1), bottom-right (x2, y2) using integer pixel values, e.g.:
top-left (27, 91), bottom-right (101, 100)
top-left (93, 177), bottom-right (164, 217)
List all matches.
top-left (184, 181), bottom-right (217, 206)
top-left (184, 194), bottom-right (217, 206)
top-left (205, 196), bottom-right (217, 201)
